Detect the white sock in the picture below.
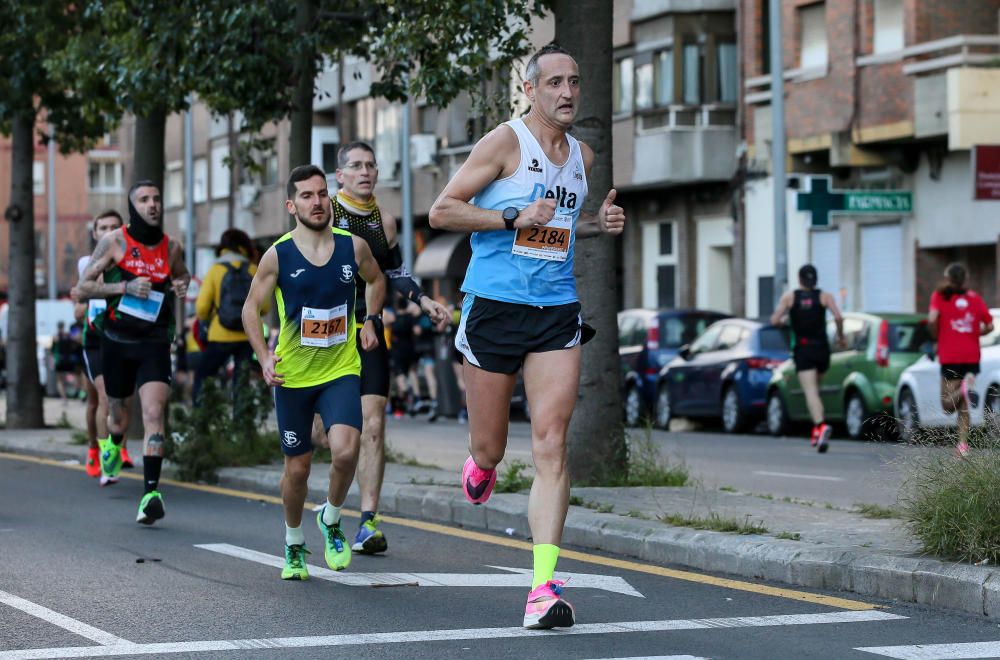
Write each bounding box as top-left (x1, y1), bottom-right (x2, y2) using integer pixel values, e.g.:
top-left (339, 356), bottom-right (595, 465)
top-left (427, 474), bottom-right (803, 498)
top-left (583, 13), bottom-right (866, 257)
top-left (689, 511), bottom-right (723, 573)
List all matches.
top-left (285, 524), bottom-right (304, 547)
top-left (322, 500), bottom-right (342, 526)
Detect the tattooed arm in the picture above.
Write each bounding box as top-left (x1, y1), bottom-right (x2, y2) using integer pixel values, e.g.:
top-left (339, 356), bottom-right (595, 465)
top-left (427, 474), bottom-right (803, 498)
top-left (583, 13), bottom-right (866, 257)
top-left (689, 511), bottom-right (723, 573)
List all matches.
top-left (76, 230), bottom-right (131, 300)
top-left (168, 239), bottom-right (191, 300)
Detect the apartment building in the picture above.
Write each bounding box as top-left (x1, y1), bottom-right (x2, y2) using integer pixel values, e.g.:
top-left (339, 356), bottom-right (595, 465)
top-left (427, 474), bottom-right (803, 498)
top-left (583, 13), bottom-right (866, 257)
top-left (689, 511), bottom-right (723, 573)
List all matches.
top-left (741, 0), bottom-right (1000, 317)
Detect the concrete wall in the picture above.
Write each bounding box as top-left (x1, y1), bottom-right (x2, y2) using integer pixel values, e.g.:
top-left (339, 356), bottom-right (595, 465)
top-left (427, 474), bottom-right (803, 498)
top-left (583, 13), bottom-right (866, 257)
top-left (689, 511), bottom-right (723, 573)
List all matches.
top-left (913, 151), bottom-right (1000, 249)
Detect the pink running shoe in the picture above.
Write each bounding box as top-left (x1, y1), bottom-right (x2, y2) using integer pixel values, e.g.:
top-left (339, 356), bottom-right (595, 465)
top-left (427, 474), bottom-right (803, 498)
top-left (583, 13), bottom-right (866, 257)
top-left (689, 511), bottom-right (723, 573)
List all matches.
top-left (523, 579), bottom-right (575, 629)
top-left (809, 425), bottom-right (819, 447)
top-left (816, 423), bottom-right (831, 454)
top-left (956, 442), bottom-right (970, 458)
top-left (462, 456), bottom-right (497, 505)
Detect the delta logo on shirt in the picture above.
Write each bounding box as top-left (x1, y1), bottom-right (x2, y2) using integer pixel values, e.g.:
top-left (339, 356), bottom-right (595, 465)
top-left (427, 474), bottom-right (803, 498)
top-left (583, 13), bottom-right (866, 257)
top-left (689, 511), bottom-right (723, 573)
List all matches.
top-left (529, 183), bottom-right (578, 210)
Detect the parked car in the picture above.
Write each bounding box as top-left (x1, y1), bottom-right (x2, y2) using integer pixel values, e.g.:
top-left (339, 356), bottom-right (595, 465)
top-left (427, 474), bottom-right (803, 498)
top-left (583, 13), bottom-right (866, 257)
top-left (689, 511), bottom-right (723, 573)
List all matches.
top-left (894, 309), bottom-right (1000, 442)
top-left (653, 319), bottom-right (791, 433)
top-left (766, 312), bottom-right (932, 440)
top-left (618, 308), bottom-right (729, 427)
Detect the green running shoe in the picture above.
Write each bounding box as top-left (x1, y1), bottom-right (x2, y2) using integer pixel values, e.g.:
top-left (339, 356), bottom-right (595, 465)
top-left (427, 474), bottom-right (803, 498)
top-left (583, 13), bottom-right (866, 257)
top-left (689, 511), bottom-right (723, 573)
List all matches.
top-left (136, 491), bottom-right (165, 525)
top-left (351, 515), bottom-right (388, 554)
top-left (98, 437), bottom-right (122, 487)
top-left (316, 506), bottom-right (351, 571)
top-left (282, 544), bottom-right (310, 580)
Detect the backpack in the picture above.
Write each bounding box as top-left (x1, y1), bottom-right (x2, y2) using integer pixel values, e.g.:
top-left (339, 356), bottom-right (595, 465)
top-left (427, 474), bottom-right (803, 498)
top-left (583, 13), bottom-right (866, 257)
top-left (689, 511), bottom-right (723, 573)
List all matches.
top-left (216, 261), bottom-right (253, 331)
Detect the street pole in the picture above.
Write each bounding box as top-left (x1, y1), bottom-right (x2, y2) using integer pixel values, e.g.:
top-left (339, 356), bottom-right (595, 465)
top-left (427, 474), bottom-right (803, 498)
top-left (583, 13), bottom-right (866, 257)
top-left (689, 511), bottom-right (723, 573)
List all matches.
top-left (400, 97), bottom-right (414, 271)
top-left (184, 100), bottom-right (195, 275)
top-left (769, 0), bottom-right (787, 311)
top-left (46, 124), bottom-right (57, 300)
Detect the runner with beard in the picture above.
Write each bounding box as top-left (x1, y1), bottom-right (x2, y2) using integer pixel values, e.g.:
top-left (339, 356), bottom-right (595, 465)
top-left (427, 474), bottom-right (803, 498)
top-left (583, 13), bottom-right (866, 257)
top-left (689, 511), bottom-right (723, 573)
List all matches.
top-left (77, 182), bottom-right (190, 524)
top-left (242, 165), bottom-right (386, 580)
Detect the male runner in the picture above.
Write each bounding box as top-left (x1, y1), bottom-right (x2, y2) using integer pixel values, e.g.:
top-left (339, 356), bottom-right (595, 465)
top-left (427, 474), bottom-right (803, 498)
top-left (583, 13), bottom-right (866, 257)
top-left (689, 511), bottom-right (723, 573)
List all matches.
top-left (78, 182), bottom-right (190, 524)
top-left (770, 264), bottom-right (844, 453)
top-left (242, 164), bottom-right (386, 580)
top-left (71, 210), bottom-right (132, 477)
top-left (428, 43), bottom-right (626, 629)
top-left (329, 142), bottom-right (448, 554)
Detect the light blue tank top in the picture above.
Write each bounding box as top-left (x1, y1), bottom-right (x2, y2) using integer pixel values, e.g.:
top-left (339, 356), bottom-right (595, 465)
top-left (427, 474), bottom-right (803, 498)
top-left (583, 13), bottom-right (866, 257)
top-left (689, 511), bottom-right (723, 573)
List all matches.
top-left (460, 118), bottom-right (589, 306)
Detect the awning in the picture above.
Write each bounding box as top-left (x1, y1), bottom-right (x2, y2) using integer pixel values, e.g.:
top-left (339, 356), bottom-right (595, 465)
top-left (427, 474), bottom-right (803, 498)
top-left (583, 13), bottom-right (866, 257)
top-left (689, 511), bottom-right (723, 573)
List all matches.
top-left (413, 232), bottom-right (472, 279)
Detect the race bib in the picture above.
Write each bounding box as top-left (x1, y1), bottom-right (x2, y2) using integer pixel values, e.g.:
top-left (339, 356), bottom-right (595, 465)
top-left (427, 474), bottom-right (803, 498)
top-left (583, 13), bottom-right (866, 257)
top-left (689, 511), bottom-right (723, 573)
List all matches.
top-left (87, 299), bottom-right (107, 324)
top-left (117, 290), bottom-right (164, 323)
top-left (301, 304), bottom-right (348, 348)
top-left (511, 214), bottom-right (572, 262)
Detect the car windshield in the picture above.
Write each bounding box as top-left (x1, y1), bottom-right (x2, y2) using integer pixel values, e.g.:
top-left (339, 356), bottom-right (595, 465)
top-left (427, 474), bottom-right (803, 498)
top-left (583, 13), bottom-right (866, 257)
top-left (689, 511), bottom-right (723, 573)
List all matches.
top-left (660, 316), bottom-right (717, 348)
top-left (758, 327), bottom-right (791, 351)
top-left (890, 321), bottom-right (932, 352)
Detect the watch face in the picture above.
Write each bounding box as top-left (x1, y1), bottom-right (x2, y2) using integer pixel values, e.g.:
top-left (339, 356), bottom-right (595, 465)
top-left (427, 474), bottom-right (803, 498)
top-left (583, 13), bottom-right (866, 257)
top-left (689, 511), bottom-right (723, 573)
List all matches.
top-left (503, 207), bottom-right (518, 221)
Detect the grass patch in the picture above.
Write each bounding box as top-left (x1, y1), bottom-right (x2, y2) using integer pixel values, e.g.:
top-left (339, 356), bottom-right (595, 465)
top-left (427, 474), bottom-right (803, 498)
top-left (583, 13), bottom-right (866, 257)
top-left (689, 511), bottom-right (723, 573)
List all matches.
top-left (625, 510), bottom-right (650, 519)
top-left (495, 460), bottom-right (533, 493)
top-left (70, 429), bottom-right (90, 445)
top-left (579, 500), bottom-right (613, 514)
top-left (385, 445), bottom-right (436, 468)
top-left (599, 425), bottom-right (688, 487)
top-left (569, 495), bottom-right (584, 506)
top-left (659, 512), bottom-right (767, 535)
top-left (408, 477), bottom-right (435, 486)
top-left (855, 503), bottom-right (898, 519)
top-left (776, 531), bottom-right (801, 541)
top-left (719, 486), bottom-right (737, 493)
top-left (55, 412), bottom-right (74, 429)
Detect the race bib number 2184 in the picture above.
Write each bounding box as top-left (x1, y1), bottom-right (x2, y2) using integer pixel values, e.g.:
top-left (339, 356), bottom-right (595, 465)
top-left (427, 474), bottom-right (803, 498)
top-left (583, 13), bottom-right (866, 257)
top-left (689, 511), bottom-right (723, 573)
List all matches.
top-left (511, 214), bottom-right (572, 262)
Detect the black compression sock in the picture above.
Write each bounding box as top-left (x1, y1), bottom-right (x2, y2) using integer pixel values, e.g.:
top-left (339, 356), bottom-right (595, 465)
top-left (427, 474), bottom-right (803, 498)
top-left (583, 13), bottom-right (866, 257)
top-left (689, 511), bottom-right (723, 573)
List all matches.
top-left (143, 456), bottom-right (163, 493)
top-left (361, 510), bottom-right (376, 525)
top-left (111, 433), bottom-right (124, 446)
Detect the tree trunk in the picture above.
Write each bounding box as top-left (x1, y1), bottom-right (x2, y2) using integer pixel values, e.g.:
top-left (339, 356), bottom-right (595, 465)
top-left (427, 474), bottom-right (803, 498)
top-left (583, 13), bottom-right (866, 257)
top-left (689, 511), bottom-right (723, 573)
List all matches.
top-left (133, 107), bottom-right (167, 189)
top-left (556, 1), bottom-right (627, 484)
top-left (289, 0), bottom-right (317, 176)
top-left (6, 112), bottom-right (44, 428)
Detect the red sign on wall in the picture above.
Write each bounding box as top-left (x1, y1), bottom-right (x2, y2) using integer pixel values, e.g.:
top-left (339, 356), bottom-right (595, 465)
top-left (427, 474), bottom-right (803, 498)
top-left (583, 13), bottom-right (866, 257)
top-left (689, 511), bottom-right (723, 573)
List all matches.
top-left (974, 145), bottom-right (1000, 200)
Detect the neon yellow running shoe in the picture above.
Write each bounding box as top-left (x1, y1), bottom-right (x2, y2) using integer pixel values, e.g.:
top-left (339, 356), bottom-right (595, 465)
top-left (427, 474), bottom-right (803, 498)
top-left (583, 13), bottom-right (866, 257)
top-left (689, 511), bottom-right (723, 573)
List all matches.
top-left (282, 544), bottom-right (310, 580)
top-left (98, 437), bottom-right (122, 487)
top-left (316, 507), bottom-right (351, 571)
top-left (136, 491), bottom-right (165, 525)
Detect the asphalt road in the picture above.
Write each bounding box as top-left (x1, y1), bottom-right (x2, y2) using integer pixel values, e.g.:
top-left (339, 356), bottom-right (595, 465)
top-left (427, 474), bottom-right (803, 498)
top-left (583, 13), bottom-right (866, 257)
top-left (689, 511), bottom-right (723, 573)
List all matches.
top-left (5, 454), bottom-right (1000, 659)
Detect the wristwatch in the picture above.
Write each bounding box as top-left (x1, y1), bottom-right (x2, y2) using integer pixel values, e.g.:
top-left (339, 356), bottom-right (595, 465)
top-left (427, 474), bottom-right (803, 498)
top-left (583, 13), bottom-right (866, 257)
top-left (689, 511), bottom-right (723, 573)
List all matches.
top-left (502, 206), bottom-right (519, 231)
top-left (364, 314), bottom-right (382, 327)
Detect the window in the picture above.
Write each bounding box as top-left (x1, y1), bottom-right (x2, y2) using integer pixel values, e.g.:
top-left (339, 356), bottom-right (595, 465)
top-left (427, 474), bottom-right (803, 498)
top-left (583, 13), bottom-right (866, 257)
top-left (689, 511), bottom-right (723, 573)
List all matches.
top-left (689, 323), bottom-right (722, 355)
top-left (655, 50), bottom-right (674, 106)
top-left (873, 0), bottom-right (904, 54)
top-left (682, 41), bottom-right (702, 105)
top-left (799, 3), bottom-right (828, 69)
top-left (375, 105), bottom-right (402, 181)
top-left (635, 61), bottom-right (654, 111)
top-left (661, 315), bottom-right (714, 348)
top-left (717, 40), bottom-right (738, 103)
top-left (613, 57), bottom-right (634, 114)
top-left (193, 158), bottom-right (208, 203)
top-left (716, 324), bottom-right (745, 351)
top-left (262, 152), bottom-right (279, 187)
top-left (759, 327), bottom-right (792, 351)
top-left (164, 162), bottom-right (183, 208)
top-left (618, 314), bottom-right (641, 347)
top-left (642, 221), bottom-right (678, 309)
top-left (210, 143), bottom-right (229, 200)
top-left (33, 161), bottom-right (45, 196)
top-left (88, 161), bottom-right (122, 193)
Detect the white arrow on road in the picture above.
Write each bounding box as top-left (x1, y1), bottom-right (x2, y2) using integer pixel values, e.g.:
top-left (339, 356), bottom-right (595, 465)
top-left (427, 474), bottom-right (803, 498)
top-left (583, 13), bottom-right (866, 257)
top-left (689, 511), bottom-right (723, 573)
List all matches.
top-left (196, 543), bottom-right (644, 597)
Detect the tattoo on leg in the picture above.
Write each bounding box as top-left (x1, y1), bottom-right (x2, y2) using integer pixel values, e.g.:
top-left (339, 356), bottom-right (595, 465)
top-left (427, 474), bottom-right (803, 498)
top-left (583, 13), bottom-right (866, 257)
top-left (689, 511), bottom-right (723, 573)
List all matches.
top-left (146, 433), bottom-right (165, 457)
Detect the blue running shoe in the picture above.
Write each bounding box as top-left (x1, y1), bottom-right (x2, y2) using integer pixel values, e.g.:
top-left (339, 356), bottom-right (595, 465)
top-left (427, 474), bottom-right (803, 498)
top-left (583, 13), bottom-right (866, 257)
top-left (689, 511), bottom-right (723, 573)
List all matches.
top-left (352, 515), bottom-right (388, 554)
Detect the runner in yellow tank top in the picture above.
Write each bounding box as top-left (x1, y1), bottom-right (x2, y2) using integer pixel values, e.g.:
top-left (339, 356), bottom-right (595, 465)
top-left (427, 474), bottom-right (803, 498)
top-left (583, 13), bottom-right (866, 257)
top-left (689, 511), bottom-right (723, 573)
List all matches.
top-left (242, 165), bottom-right (386, 580)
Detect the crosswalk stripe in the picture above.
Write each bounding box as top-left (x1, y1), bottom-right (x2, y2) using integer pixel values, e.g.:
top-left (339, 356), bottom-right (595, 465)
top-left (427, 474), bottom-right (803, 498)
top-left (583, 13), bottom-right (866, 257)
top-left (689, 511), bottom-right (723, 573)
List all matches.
top-left (0, 589), bottom-right (128, 647)
top-left (0, 611), bottom-right (906, 659)
top-left (857, 640), bottom-right (1000, 659)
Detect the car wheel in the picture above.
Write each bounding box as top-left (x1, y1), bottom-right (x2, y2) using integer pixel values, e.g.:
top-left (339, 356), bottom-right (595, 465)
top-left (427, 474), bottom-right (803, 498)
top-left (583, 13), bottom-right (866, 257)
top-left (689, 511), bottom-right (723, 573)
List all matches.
top-left (654, 385), bottom-right (672, 430)
top-left (845, 391), bottom-right (869, 440)
top-left (721, 386), bottom-right (746, 434)
top-left (897, 388), bottom-right (919, 443)
top-left (624, 384), bottom-right (643, 428)
top-left (766, 391), bottom-right (788, 436)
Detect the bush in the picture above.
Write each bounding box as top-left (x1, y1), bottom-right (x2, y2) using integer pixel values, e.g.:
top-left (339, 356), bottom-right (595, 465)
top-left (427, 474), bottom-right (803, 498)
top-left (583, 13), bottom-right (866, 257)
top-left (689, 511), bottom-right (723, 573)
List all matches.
top-left (165, 372), bottom-right (279, 483)
top-left (496, 459), bottom-right (533, 493)
top-left (897, 422), bottom-right (1000, 563)
top-left (598, 425), bottom-right (688, 487)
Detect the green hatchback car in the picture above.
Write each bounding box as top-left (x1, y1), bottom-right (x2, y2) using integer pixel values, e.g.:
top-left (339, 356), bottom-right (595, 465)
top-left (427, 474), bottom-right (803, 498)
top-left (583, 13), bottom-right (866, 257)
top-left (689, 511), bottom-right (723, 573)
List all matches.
top-left (765, 312), bottom-right (932, 440)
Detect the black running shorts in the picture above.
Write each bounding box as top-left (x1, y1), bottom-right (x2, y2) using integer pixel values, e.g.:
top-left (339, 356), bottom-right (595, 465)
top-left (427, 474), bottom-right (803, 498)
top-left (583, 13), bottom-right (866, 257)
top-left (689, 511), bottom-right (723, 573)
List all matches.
top-left (357, 326), bottom-right (390, 397)
top-left (793, 343), bottom-right (830, 374)
top-left (273, 375), bottom-right (362, 456)
top-left (941, 362), bottom-right (979, 380)
top-left (455, 294), bottom-right (582, 374)
top-left (101, 337), bottom-right (172, 399)
top-left (82, 347), bottom-right (102, 383)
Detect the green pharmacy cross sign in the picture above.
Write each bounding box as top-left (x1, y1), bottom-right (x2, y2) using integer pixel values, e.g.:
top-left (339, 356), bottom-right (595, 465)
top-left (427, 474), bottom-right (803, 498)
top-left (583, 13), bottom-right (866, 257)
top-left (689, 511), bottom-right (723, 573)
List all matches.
top-left (796, 176), bottom-right (912, 227)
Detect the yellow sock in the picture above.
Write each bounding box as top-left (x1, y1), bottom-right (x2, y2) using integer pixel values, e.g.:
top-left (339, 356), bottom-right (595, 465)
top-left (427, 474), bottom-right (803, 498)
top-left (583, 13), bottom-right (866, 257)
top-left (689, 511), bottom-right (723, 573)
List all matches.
top-left (532, 544), bottom-right (560, 590)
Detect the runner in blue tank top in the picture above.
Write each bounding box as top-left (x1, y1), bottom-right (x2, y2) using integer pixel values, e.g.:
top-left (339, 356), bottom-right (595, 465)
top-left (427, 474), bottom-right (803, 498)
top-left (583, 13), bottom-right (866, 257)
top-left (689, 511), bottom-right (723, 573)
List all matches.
top-left (429, 43), bottom-right (626, 630)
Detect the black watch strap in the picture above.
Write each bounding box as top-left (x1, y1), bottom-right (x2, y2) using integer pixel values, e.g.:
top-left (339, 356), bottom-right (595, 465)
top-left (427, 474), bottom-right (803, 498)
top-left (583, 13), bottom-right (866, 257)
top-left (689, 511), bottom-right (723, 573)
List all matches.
top-left (364, 314), bottom-right (382, 324)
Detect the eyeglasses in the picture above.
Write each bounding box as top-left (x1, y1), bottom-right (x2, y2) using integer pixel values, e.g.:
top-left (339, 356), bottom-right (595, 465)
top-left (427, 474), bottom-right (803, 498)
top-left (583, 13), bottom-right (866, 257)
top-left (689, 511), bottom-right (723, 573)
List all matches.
top-left (343, 161), bottom-right (378, 172)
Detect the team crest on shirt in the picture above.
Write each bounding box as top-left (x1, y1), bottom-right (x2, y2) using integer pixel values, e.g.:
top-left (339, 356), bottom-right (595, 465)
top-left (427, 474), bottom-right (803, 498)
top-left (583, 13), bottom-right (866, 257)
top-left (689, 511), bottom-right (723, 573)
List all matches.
top-left (340, 264), bottom-right (354, 283)
top-left (573, 164), bottom-right (584, 181)
top-left (528, 158), bottom-right (543, 174)
top-left (337, 217), bottom-right (349, 229)
top-left (131, 247), bottom-right (141, 258)
top-left (282, 430), bottom-right (300, 448)
top-left (956, 297), bottom-right (969, 310)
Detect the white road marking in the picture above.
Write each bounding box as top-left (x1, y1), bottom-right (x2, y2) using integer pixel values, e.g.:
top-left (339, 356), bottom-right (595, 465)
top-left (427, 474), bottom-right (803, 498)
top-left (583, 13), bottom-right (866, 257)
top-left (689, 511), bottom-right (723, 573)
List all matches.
top-left (857, 640), bottom-right (1000, 659)
top-left (196, 543), bottom-right (645, 597)
top-left (0, 611), bottom-right (906, 659)
top-left (583, 657), bottom-right (707, 660)
top-left (754, 470), bottom-right (845, 482)
top-left (0, 589), bottom-right (128, 647)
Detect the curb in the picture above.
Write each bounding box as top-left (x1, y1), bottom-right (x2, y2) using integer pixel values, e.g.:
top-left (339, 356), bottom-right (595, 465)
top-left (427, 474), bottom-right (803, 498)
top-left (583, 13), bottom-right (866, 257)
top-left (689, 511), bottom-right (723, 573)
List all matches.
top-left (215, 467), bottom-right (1000, 619)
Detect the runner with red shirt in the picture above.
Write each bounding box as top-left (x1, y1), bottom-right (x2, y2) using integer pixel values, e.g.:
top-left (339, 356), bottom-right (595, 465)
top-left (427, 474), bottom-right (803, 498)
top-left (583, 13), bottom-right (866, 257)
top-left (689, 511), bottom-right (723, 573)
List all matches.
top-left (928, 263), bottom-right (994, 456)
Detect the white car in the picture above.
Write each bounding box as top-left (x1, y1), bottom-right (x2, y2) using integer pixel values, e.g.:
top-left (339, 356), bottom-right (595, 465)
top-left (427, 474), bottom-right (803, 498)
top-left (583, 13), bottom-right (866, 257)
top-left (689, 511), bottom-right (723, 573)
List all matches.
top-left (894, 310), bottom-right (1000, 442)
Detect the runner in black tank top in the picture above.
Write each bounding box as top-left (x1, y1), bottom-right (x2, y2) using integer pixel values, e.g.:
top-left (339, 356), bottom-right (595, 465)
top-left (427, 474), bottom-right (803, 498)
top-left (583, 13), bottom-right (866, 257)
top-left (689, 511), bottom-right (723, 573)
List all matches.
top-left (771, 264), bottom-right (844, 453)
top-left (328, 142), bottom-right (451, 555)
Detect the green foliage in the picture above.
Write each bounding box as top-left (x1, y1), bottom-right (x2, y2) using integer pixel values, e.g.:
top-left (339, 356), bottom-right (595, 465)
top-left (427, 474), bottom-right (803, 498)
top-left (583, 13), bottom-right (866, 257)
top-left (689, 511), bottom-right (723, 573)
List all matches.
top-left (70, 429), bottom-right (91, 446)
top-left (660, 512), bottom-right (768, 535)
top-left (165, 373), bottom-right (279, 483)
top-left (776, 532), bottom-right (801, 541)
top-left (385, 444), bottom-right (436, 468)
top-left (855, 503), bottom-right (898, 519)
top-left (495, 459), bottom-right (533, 493)
top-left (582, 426), bottom-right (689, 487)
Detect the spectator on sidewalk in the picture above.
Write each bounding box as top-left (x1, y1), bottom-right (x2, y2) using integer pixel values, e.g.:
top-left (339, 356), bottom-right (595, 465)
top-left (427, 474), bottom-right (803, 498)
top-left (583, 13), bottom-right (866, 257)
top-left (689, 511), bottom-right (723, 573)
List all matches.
top-left (52, 321), bottom-right (81, 405)
top-left (928, 262), bottom-right (994, 457)
top-left (388, 296), bottom-right (419, 416)
top-left (413, 308), bottom-right (439, 421)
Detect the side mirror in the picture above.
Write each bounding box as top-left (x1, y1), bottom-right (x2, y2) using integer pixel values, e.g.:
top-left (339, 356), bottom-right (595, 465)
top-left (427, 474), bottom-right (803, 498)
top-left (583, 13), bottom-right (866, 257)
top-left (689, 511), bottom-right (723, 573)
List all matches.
top-left (679, 344), bottom-right (692, 360)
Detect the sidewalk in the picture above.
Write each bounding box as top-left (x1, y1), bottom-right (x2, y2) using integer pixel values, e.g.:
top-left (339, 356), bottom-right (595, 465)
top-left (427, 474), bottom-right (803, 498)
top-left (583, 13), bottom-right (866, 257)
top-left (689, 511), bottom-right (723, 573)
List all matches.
top-left (4, 396), bottom-right (1000, 619)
